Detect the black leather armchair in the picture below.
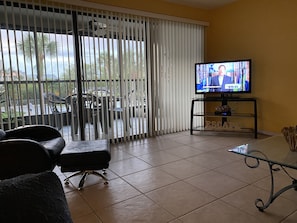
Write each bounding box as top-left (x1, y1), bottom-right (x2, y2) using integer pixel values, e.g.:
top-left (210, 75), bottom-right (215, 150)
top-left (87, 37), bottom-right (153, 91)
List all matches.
top-left (0, 125), bottom-right (65, 180)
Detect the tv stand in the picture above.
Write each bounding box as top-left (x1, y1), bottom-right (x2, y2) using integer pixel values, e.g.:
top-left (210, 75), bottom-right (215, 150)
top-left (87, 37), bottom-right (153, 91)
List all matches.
top-left (205, 94), bottom-right (241, 100)
top-left (190, 96), bottom-right (257, 138)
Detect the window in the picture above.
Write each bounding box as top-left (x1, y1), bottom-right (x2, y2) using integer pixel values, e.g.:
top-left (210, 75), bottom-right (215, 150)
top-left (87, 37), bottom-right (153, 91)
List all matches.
top-left (0, 0), bottom-right (204, 142)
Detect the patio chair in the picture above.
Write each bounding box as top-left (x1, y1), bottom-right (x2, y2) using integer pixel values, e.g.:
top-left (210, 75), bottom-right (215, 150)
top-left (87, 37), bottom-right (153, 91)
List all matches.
top-left (44, 93), bottom-right (67, 130)
top-left (91, 88), bottom-right (132, 133)
top-left (65, 93), bottom-right (101, 139)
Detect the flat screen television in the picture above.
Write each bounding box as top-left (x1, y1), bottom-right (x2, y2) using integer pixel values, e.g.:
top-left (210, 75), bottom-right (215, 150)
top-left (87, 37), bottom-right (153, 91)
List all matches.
top-left (195, 59), bottom-right (251, 96)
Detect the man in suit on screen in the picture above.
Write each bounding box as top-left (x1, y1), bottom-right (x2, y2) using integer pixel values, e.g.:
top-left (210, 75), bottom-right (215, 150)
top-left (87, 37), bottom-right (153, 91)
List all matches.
top-left (210, 64), bottom-right (232, 92)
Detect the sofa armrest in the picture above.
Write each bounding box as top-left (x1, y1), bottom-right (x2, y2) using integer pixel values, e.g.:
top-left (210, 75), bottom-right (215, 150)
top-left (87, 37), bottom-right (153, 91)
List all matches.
top-left (0, 172), bottom-right (73, 223)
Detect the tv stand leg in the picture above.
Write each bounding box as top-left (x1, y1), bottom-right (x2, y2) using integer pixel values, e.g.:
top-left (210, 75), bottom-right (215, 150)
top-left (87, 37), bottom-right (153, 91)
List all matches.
top-left (221, 100), bottom-right (228, 125)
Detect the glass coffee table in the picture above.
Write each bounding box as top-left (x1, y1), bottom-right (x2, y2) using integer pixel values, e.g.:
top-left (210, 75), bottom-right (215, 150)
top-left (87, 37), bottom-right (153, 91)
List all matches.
top-left (229, 136), bottom-right (297, 211)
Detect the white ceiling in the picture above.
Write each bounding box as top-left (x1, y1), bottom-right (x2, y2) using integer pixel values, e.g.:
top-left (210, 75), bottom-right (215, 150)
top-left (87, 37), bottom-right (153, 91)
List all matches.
top-left (165, 0), bottom-right (238, 9)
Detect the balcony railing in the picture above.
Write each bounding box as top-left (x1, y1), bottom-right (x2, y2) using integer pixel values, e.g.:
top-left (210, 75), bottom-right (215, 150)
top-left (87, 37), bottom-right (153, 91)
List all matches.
top-left (0, 79), bottom-right (147, 141)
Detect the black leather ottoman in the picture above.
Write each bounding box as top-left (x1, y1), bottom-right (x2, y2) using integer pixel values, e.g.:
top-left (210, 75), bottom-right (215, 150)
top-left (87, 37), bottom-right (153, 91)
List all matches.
top-left (58, 140), bottom-right (111, 190)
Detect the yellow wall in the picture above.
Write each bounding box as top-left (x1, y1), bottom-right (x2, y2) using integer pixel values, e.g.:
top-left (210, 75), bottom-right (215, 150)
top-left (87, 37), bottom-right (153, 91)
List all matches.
top-left (81, 0), bottom-right (297, 134)
top-left (84, 0), bottom-right (210, 22)
top-left (207, 0), bottom-right (297, 133)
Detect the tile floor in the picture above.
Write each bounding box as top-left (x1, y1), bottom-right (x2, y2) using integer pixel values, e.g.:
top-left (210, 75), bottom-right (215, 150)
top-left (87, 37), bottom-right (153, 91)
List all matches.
top-left (54, 132), bottom-right (297, 223)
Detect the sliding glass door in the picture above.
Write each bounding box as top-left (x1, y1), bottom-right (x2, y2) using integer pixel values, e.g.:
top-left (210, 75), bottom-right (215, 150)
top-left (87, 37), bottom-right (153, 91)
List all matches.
top-left (0, 2), bottom-right (75, 139)
top-left (74, 11), bottom-right (148, 142)
top-left (0, 0), bottom-right (204, 142)
top-left (0, 1), bottom-right (148, 142)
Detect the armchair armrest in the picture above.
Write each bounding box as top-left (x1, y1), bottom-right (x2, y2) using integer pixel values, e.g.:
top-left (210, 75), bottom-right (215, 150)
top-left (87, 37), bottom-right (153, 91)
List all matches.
top-left (0, 172), bottom-right (73, 223)
top-left (5, 125), bottom-right (62, 141)
top-left (0, 139), bottom-right (53, 179)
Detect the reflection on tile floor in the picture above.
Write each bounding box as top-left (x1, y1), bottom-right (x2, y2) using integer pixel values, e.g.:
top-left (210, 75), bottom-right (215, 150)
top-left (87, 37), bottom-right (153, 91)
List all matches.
top-left (54, 132), bottom-right (297, 223)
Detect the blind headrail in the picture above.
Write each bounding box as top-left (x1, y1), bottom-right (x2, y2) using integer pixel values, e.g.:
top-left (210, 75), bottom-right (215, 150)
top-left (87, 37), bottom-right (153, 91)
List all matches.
top-left (49, 0), bottom-right (209, 26)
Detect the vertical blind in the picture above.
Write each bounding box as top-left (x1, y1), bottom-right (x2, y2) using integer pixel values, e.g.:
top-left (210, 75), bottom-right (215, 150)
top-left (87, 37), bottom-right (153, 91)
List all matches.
top-left (149, 19), bottom-right (204, 135)
top-left (74, 9), bottom-right (148, 142)
top-left (0, 0), bottom-right (204, 142)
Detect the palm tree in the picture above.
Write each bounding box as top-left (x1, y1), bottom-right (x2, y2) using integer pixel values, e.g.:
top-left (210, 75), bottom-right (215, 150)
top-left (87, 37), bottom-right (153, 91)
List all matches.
top-left (18, 32), bottom-right (57, 113)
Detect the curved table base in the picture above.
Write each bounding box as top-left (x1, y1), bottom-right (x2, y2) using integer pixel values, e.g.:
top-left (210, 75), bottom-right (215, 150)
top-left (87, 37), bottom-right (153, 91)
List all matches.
top-left (245, 156), bottom-right (297, 212)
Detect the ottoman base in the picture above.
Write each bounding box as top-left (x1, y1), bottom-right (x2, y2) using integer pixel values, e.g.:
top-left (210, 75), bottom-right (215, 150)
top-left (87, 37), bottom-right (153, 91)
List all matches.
top-left (64, 170), bottom-right (108, 190)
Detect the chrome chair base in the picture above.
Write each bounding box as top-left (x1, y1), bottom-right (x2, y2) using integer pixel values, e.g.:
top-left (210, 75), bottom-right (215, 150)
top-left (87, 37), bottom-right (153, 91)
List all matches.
top-left (64, 169), bottom-right (108, 190)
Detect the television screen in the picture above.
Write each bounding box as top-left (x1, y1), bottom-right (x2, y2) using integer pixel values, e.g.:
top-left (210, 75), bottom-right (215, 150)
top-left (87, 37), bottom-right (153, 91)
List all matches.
top-left (195, 59), bottom-right (251, 94)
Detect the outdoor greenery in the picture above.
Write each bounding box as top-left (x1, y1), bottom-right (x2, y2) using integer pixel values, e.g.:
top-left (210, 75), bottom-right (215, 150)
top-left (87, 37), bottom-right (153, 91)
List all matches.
top-left (18, 33), bottom-right (57, 81)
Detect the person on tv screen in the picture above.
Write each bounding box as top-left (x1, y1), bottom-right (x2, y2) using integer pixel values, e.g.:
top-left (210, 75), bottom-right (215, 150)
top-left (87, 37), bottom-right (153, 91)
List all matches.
top-left (244, 71), bottom-right (250, 91)
top-left (210, 64), bottom-right (232, 92)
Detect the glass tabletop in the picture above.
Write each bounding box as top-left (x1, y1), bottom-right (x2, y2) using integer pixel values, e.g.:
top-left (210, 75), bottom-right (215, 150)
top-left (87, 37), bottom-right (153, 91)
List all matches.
top-left (229, 136), bottom-right (297, 170)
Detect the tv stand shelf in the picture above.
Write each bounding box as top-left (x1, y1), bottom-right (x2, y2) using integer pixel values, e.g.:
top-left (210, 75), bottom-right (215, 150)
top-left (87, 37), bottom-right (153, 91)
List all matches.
top-left (190, 97), bottom-right (257, 138)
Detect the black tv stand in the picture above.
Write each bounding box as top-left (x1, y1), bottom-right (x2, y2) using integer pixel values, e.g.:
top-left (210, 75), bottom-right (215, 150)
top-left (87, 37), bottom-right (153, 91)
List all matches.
top-left (190, 96), bottom-right (257, 138)
top-left (205, 94), bottom-right (241, 100)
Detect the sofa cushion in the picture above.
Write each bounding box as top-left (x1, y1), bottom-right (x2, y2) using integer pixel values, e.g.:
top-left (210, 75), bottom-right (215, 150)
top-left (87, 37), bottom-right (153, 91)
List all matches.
top-left (0, 171), bottom-right (73, 223)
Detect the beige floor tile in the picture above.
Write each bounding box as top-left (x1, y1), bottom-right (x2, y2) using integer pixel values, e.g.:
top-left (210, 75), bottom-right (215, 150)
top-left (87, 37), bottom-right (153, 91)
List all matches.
top-left (172, 134), bottom-right (212, 145)
top-left (280, 167), bottom-right (297, 179)
top-left (185, 170), bottom-right (247, 198)
top-left (168, 220), bottom-right (183, 223)
top-left (146, 181), bottom-right (216, 217)
top-left (96, 195), bottom-right (175, 223)
top-left (109, 148), bottom-right (134, 162)
top-left (122, 143), bottom-right (162, 156)
top-left (216, 160), bottom-right (270, 184)
top-left (157, 159), bottom-right (208, 180)
top-left (138, 151), bottom-right (181, 166)
top-left (72, 213), bottom-right (103, 223)
top-left (112, 139), bottom-right (148, 150)
top-left (208, 148), bottom-right (240, 160)
top-left (64, 132), bottom-right (296, 222)
top-left (178, 199), bottom-right (262, 223)
top-left (53, 165), bottom-right (63, 175)
top-left (159, 131), bottom-right (189, 139)
top-left (222, 185), bottom-right (297, 223)
top-left (79, 178), bottom-right (141, 211)
top-left (122, 167), bottom-right (179, 193)
top-left (62, 169), bottom-right (118, 190)
top-left (189, 140), bottom-right (228, 152)
top-left (65, 191), bottom-right (93, 220)
top-left (281, 210), bottom-right (297, 223)
top-left (186, 150), bottom-right (235, 170)
top-left (109, 157), bottom-right (152, 176)
top-left (163, 145), bottom-right (204, 158)
top-left (56, 172), bottom-right (78, 193)
top-left (208, 135), bottom-right (254, 147)
top-left (145, 139), bottom-right (185, 150)
top-left (253, 170), bottom-right (297, 204)
top-left (190, 135), bottom-right (256, 152)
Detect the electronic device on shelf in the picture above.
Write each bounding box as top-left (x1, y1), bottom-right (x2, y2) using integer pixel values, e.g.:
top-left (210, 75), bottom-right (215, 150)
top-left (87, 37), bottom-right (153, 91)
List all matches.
top-left (195, 59), bottom-right (251, 97)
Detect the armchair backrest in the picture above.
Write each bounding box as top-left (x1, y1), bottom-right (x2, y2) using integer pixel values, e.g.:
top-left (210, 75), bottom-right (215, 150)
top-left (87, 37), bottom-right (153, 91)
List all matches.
top-left (0, 139), bottom-right (53, 180)
top-left (5, 125), bottom-right (63, 142)
top-left (0, 125), bottom-right (65, 180)
top-left (0, 129), bottom-right (5, 140)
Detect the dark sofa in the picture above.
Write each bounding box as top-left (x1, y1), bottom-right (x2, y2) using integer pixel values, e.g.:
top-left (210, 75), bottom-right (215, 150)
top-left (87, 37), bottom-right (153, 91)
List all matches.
top-left (0, 171), bottom-right (73, 223)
